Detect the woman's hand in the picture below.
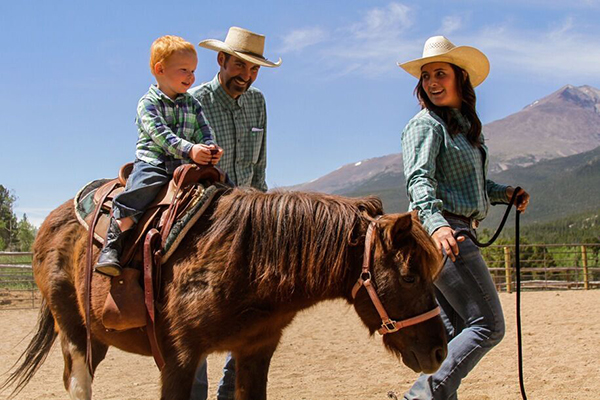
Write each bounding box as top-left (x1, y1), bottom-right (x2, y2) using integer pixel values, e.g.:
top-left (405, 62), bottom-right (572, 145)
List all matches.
top-left (506, 187), bottom-right (530, 213)
top-left (432, 226), bottom-right (465, 262)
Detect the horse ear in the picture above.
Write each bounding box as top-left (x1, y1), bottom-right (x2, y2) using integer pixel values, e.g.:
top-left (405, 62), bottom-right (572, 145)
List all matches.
top-left (380, 212), bottom-right (413, 248)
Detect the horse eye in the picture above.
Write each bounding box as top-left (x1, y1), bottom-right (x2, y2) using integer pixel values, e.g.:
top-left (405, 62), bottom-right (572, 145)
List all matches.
top-left (401, 275), bottom-right (416, 284)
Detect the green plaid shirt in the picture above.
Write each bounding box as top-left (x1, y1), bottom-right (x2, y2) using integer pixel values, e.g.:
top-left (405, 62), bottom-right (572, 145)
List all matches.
top-left (135, 85), bottom-right (215, 173)
top-left (402, 108), bottom-right (509, 234)
top-left (190, 74), bottom-right (267, 191)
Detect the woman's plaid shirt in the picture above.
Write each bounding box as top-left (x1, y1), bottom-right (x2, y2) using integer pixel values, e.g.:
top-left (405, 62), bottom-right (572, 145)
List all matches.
top-left (135, 85), bottom-right (215, 173)
top-left (402, 108), bottom-right (509, 235)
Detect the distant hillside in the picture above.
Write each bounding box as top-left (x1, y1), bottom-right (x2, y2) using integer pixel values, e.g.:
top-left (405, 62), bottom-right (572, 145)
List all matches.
top-left (480, 144), bottom-right (600, 229)
top-left (485, 85), bottom-right (600, 172)
top-left (290, 85), bottom-right (600, 195)
top-left (292, 145), bottom-right (600, 231)
top-left (487, 208), bottom-right (600, 243)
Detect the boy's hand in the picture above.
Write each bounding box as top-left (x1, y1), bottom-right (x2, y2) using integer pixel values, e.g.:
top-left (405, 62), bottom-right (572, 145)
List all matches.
top-left (189, 144), bottom-right (212, 165)
top-left (209, 145), bottom-right (224, 165)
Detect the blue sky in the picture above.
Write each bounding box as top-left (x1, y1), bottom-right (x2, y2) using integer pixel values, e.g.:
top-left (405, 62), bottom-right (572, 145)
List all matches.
top-left (2, 0), bottom-right (600, 226)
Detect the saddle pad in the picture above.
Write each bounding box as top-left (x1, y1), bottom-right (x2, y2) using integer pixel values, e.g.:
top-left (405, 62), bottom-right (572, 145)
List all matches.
top-left (73, 178), bottom-right (224, 263)
top-left (74, 178), bottom-right (115, 244)
top-left (161, 183), bottom-right (222, 262)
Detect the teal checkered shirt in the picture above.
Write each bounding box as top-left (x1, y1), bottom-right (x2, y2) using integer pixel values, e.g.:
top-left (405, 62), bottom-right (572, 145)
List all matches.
top-left (135, 85), bottom-right (215, 173)
top-left (190, 74), bottom-right (267, 191)
top-left (402, 108), bottom-right (509, 235)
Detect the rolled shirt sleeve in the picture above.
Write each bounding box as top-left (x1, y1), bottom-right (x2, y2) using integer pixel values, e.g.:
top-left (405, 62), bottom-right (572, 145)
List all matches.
top-left (402, 117), bottom-right (449, 235)
top-left (487, 179), bottom-right (510, 205)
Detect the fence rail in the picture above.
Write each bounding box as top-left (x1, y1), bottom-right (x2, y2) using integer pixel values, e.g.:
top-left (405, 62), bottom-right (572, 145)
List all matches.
top-left (1, 244), bottom-right (599, 309)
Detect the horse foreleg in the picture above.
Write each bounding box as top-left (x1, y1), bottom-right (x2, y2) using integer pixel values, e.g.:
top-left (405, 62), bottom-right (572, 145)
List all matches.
top-left (160, 349), bottom-right (205, 400)
top-left (59, 332), bottom-right (108, 400)
top-left (234, 341), bottom-right (279, 400)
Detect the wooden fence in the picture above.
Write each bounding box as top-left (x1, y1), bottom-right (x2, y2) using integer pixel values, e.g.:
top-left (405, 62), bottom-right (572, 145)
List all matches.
top-left (1, 244), bottom-right (599, 309)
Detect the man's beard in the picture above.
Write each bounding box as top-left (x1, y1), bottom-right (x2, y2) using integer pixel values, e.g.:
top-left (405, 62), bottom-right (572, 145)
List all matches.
top-left (225, 76), bottom-right (253, 94)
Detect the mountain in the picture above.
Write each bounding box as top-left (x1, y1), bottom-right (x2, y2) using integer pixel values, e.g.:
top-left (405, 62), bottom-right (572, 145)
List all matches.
top-left (291, 85), bottom-right (600, 195)
top-left (286, 85), bottom-right (600, 229)
top-left (485, 85), bottom-right (600, 172)
top-left (313, 145), bottom-right (600, 230)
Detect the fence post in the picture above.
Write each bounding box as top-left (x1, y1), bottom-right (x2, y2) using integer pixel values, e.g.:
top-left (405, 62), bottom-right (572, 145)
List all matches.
top-left (504, 246), bottom-right (512, 293)
top-left (581, 245), bottom-right (589, 290)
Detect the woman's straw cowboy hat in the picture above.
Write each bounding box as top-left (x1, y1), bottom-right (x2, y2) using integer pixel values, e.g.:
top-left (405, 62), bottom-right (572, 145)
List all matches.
top-left (398, 36), bottom-right (489, 87)
top-left (198, 26), bottom-right (282, 68)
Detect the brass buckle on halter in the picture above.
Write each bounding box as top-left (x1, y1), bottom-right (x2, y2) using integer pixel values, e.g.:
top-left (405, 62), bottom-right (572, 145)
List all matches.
top-left (381, 319), bottom-right (399, 334)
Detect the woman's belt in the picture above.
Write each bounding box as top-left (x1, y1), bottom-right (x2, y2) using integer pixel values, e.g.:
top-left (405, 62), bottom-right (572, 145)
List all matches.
top-left (442, 211), bottom-right (480, 229)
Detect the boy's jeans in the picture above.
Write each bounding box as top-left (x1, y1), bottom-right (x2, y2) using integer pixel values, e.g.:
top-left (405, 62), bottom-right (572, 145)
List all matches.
top-left (190, 353), bottom-right (236, 400)
top-left (112, 159), bottom-right (170, 222)
top-left (404, 217), bottom-right (505, 400)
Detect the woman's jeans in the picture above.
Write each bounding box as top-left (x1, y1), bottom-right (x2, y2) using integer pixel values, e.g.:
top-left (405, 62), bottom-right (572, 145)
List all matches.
top-left (190, 353), bottom-right (236, 400)
top-left (404, 217), bottom-right (505, 400)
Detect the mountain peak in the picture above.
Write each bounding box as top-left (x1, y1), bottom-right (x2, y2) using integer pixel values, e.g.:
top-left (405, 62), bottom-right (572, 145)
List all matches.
top-left (528, 84), bottom-right (600, 112)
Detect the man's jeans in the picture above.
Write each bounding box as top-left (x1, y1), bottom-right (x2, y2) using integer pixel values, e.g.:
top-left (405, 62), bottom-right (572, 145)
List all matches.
top-left (404, 217), bottom-right (505, 400)
top-left (190, 353), bottom-right (236, 400)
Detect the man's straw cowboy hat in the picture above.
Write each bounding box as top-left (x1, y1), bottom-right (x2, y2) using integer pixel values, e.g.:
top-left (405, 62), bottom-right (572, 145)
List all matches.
top-left (398, 36), bottom-right (489, 87)
top-left (198, 26), bottom-right (282, 68)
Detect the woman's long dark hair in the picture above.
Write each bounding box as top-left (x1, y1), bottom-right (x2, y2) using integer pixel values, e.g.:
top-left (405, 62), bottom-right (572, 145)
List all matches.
top-left (415, 64), bottom-right (482, 146)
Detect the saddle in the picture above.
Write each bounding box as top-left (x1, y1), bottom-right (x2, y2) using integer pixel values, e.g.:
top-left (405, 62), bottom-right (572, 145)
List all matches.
top-left (74, 163), bottom-right (229, 371)
top-left (77, 163), bottom-right (228, 371)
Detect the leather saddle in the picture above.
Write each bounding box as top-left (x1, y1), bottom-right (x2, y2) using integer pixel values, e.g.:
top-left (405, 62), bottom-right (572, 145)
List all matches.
top-left (83, 163), bottom-right (227, 332)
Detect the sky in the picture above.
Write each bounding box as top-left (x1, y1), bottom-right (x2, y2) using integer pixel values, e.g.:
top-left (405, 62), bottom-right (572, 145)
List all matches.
top-left (2, 0), bottom-right (600, 226)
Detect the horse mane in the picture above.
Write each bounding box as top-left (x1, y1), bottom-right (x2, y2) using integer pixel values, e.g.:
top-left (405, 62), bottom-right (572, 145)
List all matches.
top-left (199, 189), bottom-right (383, 298)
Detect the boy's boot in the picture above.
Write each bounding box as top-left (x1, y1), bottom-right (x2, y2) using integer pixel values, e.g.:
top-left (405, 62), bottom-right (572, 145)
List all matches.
top-left (94, 217), bottom-right (130, 277)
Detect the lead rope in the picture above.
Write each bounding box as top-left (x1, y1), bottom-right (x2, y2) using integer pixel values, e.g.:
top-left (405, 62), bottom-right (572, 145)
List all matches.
top-left (440, 187), bottom-right (528, 400)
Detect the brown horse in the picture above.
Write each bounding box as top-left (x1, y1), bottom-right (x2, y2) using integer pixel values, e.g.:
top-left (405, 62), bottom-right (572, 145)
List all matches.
top-left (2, 189), bottom-right (447, 400)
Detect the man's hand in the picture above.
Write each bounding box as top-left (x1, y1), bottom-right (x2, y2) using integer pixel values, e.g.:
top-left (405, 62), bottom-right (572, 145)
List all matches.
top-left (506, 187), bottom-right (530, 213)
top-left (189, 144), bottom-right (213, 165)
top-left (432, 226), bottom-right (465, 262)
top-left (209, 145), bottom-right (224, 165)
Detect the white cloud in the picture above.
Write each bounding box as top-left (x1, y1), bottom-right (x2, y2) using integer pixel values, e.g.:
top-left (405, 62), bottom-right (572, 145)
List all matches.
top-left (321, 2), bottom-right (420, 77)
top-left (278, 3), bottom-right (600, 81)
top-left (474, 18), bottom-right (600, 79)
top-left (349, 2), bottom-right (412, 39)
top-left (280, 27), bottom-right (328, 53)
top-left (441, 16), bottom-right (462, 35)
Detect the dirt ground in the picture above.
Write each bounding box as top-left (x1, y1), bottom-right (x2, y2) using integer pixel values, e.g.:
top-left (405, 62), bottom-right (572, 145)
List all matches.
top-left (1, 290), bottom-right (599, 400)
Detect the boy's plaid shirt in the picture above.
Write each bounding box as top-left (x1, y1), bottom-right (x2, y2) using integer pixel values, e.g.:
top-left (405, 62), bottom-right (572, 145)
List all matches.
top-left (135, 85), bottom-right (215, 173)
top-left (402, 108), bottom-right (509, 235)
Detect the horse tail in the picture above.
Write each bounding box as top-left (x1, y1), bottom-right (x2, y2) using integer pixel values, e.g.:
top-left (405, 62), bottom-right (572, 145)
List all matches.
top-left (1, 300), bottom-right (57, 398)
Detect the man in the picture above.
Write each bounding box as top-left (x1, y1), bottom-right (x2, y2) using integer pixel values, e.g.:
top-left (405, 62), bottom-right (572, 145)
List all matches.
top-left (188, 26), bottom-right (281, 400)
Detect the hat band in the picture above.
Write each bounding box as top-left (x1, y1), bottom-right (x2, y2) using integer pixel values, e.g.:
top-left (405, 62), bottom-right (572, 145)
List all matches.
top-left (235, 49), bottom-right (268, 61)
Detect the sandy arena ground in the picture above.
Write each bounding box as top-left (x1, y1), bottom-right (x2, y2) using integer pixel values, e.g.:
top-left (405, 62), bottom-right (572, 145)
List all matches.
top-left (1, 290), bottom-right (599, 400)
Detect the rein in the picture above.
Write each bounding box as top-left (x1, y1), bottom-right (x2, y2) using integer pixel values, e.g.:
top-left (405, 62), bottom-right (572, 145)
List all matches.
top-left (443, 187), bottom-right (528, 400)
top-left (351, 220), bottom-right (441, 335)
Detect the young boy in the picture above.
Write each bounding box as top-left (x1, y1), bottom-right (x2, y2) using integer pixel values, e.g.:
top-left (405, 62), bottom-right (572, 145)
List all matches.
top-left (95, 35), bottom-right (223, 277)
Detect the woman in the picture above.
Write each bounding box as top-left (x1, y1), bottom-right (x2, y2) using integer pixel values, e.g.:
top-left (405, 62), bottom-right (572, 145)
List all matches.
top-left (398, 36), bottom-right (530, 399)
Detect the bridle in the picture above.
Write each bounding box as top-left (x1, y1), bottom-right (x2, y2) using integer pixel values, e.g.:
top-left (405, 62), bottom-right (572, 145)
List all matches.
top-left (351, 220), bottom-right (440, 335)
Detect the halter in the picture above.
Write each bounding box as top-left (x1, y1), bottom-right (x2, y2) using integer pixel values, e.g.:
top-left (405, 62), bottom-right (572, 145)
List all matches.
top-left (351, 220), bottom-right (440, 335)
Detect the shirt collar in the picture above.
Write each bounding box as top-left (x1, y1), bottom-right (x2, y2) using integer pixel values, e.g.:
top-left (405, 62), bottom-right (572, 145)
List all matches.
top-left (210, 74), bottom-right (245, 111)
top-left (149, 84), bottom-right (189, 105)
